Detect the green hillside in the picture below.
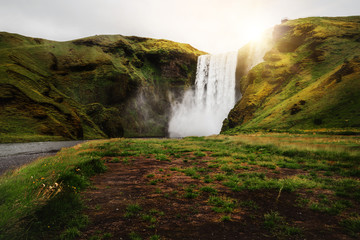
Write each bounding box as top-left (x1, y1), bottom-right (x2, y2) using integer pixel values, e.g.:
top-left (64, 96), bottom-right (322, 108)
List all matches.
top-left (223, 16), bottom-right (360, 134)
top-left (0, 33), bottom-right (205, 142)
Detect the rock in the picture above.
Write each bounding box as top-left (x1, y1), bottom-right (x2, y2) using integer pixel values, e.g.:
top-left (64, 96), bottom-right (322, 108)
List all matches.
top-left (290, 104), bottom-right (301, 115)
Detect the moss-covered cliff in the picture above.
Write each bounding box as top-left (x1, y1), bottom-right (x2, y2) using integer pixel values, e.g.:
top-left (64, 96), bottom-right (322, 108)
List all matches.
top-left (223, 16), bottom-right (360, 133)
top-left (0, 33), bottom-right (205, 142)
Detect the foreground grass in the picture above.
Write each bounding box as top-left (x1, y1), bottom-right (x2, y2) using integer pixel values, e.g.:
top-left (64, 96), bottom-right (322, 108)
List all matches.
top-left (0, 142), bottom-right (107, 239)
top-left (1, 133), bottom-right (359, 239)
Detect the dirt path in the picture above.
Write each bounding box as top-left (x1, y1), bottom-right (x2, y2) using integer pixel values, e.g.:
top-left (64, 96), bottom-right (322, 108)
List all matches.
top-left (80, 155), bottom-right (351, 240)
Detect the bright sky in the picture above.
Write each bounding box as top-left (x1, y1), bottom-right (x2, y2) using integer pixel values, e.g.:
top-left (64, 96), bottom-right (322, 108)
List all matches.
top-left (0, 0), bottom-right (359, 53)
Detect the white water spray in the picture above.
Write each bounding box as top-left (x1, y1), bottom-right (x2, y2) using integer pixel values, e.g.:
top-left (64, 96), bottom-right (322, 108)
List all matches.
top-left (169, 34), bottom-right (273, 137)
top-left (168, 52), bottom-right (237, 137)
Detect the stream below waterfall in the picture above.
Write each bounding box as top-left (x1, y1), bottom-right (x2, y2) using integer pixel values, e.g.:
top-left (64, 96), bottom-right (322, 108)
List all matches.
top-left (0, 140), bottom-right (85, 175)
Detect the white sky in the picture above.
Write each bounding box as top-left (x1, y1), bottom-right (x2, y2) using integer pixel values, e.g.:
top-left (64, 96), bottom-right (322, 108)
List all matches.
top-left (0, 0), bottom-right (359, 53)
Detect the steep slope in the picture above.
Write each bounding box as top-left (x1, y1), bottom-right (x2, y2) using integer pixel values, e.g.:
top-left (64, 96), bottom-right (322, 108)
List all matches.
top-left (0, 33), bottom-right (205, 142)
top-left (223, 16), bottom-right (360, 133)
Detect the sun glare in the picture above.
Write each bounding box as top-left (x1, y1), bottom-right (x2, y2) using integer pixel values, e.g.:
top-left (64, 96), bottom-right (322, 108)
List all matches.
top-left (243, 20), bottom-right (269, 42)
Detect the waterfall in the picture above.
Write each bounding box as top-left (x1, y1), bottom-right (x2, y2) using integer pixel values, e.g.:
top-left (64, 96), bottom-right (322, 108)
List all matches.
top-left (168, 52), bottom-right (237, 137)
top-left (168, 34), bottom-right (273, 137)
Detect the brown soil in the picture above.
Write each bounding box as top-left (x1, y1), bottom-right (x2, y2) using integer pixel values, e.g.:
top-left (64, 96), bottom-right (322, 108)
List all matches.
top-left (80, 155), bottom-right (353, 240)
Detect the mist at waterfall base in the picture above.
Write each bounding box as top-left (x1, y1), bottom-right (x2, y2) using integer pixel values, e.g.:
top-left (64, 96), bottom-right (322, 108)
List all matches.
top-left (168, 34), bottom-right (273, 138)
top-left (168, 52), bottom-right (237, 137)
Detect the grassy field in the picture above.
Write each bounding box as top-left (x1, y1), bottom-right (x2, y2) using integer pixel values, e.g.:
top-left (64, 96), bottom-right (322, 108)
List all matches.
top-left (0, 133), bottom-right (359, 239)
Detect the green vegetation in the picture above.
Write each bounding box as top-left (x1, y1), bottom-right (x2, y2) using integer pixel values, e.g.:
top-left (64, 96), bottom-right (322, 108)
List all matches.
top-left (220, 215), bottom-right (231, 222)
top-left (0, 32), bottom-right (205, 142)
top-left (223, 16), bottom-right (360, 133)
top-left (340, 215), bottom-right (360, 237)
top-left (1, 16), bottom-right (359, 142)
top-left (1, 134), bottom-right (359, 238)
top-left (0, 140), bottom-right (107, 239)
top-left (209, 195), bottom-right (237, 213)
top-left (264, 211), bottom-right (302, 238)
top-left (1, 15), bottom-right (359, 239)
top-left (124, 203), bottom-right (143, 218)
top-left (184, 186), bottom-right (199, 199)
top-left (129, 232), bottom-right (142, 240)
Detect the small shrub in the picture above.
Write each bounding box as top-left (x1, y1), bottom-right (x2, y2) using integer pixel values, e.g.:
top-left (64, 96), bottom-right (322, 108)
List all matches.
top-left (334, 179), bottom-right (360, 200)
top-left (109, 157), bottom-right (120, 163)
top-left (156, 154), bottom-right (169, 162)
top-left (208, 163), bottom-right (220, 168)
top-left (149, 180), bottom-right (158, 185)
top-left (60, 227), bottom-right (81, 240)
top-left (149, 209), bottom-right (164, 216)
top-left (340, 216), bottom-right (360, 237)
top-left (194, 152), bottom-right (206, 157)
top-left (182, 168), bottom-right (200, 179)
top-left (124, 204), bottom-right (142, 218)
top-left (150, 235), bottom-right (161, 240)
top-left (260, 163), bottom-right (277, 170)
top-left (203, 175), bottom-right (214, 183)
top-left (200, 186), bottom-right (218, 194)
top-left (221, 164), bottom-right (234, 174)
top-left (184, 188), bottom-right (199, 199)
top-left (294, 197), bottom-right (310, 208)
top-left (103, 232), bottom-right (113, 238)
top-left (283, 226), bottom-right (302, 235)
top-left (120, 151), bottom-right (135, 157)
top-left (214, 174), bottom-right (226, 181)
top-left (220, 215), bottom-right (231, 222)
top-left (142, 214), bottom-right (157, 223)
top-left (209, 195), bottom-right (237, 213)
top-left (129, 232), bottom-right (142, 240)
top-left (264, 211), bottom-right (283, 230)
top-left (264, 211), bottom-right (301, 237)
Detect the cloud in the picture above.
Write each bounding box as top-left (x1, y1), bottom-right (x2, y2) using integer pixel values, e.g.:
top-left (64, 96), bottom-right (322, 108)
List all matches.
top-left (0, 0), bottom-right (359, 53)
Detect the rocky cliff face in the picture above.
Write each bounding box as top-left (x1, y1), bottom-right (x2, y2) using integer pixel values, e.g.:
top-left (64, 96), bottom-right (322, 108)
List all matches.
top-left (222, 16), bottom-right (360, 133)
top-left (0, 33), bottom-right (205, 142)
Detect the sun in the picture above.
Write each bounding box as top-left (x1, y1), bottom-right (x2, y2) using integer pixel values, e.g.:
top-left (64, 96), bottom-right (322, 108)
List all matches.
top-left (238, 14), bottom-right (271, 42)
top-left (243, 19), bottom-right (269, 43)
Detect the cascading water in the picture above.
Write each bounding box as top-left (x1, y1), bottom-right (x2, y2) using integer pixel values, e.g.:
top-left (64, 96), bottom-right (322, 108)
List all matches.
top-left (168, 52), bottom-right (237, 137)
top-left (169, 34), bottom-right (273, 137)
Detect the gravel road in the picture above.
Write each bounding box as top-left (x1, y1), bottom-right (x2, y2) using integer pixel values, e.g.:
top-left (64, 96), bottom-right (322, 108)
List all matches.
top-left (0, 140), bottom-right (85, 175)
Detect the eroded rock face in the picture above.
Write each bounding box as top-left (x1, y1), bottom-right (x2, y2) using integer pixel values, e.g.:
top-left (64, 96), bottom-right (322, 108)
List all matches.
top-left (272, 24), bottom-right (292, 41)
top-left (276, 23), bottom-right (315, 52)
top-left (0, 33), bottom-right (205, 142)
top-left (85, 103), bottom-right (124, 138)
top-left (0, 84), bottom-right (84, 140)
